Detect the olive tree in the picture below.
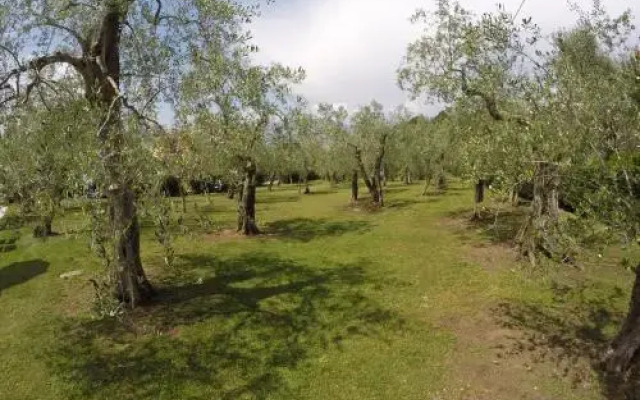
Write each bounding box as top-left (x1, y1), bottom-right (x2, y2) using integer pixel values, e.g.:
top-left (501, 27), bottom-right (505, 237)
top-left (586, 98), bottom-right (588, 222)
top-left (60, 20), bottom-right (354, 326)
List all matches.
top-left (0, 0), bottom-right (271, 306)
top-left (398, 0), bottom-right (580, 261)
top-left (181, 46), bottom-right (304, 235)
top-left (547, 21), bottom-right (640, 382)
top-left (0, 101), bottom-right (94, 236)
top-left (349, 101), bottom-right (392, 206)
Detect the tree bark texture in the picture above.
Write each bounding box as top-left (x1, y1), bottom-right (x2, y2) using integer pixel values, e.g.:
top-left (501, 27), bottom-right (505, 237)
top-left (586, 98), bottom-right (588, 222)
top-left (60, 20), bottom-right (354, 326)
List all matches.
top-left (404, 166), bottom-right (413, 185)
top-left (94, 3), bottom-right (154, 306)
top-left (352, 134), bottom-right (387, 206)
top-left (33, 214), bottom-right (54, 238)
top-left (354, 148), bottom-right (379, 204)
top-left (472, 179), bottom-right (485, 220)
top-left (351, 170), bottom-right (359, 203)
top-left (605, 261), bottom-right (640, 380)
top-left (237, 160), bottom-right (260, 235)
top-left (516, 162), bottom-right (560, 264)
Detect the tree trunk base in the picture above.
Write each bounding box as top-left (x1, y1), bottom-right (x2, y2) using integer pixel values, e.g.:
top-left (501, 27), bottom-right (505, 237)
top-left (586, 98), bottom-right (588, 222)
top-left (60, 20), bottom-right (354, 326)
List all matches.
top-left (237, 160), bottom-right (260, 236)
top-left (239, 222), bottom-right (261, 236)
top-left (33, 225), bottom-right (54, 238)
top-left (603, 263), bottom-right (640, 384)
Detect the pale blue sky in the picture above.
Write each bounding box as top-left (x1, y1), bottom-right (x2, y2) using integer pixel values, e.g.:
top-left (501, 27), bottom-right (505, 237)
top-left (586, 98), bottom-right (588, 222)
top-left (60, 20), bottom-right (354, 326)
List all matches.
top-left (158, 0), bottom-right (639, 125)
top-left (250, 0), bottom-right (639, 114)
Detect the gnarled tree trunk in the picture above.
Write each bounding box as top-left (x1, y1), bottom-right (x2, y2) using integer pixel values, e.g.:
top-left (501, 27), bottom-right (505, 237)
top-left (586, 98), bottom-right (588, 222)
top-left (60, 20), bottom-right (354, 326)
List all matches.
top-left (303, 168), bottom-right (310, 194)
top-left (422, 171), bottom-right (433, 196)
top-left (374, 170), bottom-right (384, 207)
top-left (605, 262), bottom-right (640, 375)
top-left (268, 172), bottom-right (275, 191)
top-left (436, 172), bottom-right (447, 192)
top-left (351, 170), bottom-right (359, 204)
top-left (354, 147), bottom-right (379, 204)
top-left (94, 3), bottom-right (154, 306)
top-left (517, 162), bottom-right (560, 264)
top-left (33, 214), bottom-right (54, 238)
top-left (472, 179), bottom-right (485, 220)
top-left (352, 134), bottom-right (387, 206)
top-left (237, 160), bottom-right (260, 235)
top-left (110, 187), bottom-right (154, 305)
top-left (403, 166), bottom-right (413, 185)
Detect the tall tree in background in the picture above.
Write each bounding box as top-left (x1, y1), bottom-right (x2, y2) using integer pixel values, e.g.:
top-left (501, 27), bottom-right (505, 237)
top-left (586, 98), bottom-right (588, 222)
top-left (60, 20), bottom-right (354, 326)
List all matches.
top-left (350, 101), bottom-right (391, 206)
top-left (181, 40), bottom-right (304, 235)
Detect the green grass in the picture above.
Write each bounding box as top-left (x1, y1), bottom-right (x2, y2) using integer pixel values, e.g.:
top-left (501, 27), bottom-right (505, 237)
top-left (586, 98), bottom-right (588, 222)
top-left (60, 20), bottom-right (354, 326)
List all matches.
top-left (0, 182), bottom-right (635, 399)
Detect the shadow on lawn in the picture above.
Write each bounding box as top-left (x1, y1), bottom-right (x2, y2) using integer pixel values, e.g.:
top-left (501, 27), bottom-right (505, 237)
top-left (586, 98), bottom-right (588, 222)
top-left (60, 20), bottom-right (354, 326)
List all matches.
top-left (0, 260), bottom-right (49, 295)
top-left (49, 252), bottom-right (403, 399)
top-left (385, 198), bottom-right (424, 209)
top-left (306, 188), bottom-right (339, 195)
top-left (265, 218), bottom-right (371, 242)
top-left (257, 195), bottom-right (301, 204)
top-left (448, 208), bottom-right (528, 246)
top-left (493, 279), bottom-right (631, 398)
top-left (383, 186), bottom-right (410, 194)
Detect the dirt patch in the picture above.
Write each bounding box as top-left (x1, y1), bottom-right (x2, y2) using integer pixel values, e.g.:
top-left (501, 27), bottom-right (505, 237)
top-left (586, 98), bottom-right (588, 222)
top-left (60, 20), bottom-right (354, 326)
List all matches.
top-left (439, 216), bottom-right (519, 272)
top-left (464, 242), bottom-right (518, 272)
top-left (435, 216), bottom-right (602, 399)
top-left (436, 307), bottom-right (600, 400)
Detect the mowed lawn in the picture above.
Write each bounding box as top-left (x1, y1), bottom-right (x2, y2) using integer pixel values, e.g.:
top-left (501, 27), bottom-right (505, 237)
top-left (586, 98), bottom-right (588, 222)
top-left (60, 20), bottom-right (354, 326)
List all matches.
top-left (0, 182), bottom-right (634, 400)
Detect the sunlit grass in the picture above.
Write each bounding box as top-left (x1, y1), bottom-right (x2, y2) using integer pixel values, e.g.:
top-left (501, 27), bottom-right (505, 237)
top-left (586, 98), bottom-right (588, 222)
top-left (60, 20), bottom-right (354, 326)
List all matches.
top-left (0, 181), bottom-right (633, 399)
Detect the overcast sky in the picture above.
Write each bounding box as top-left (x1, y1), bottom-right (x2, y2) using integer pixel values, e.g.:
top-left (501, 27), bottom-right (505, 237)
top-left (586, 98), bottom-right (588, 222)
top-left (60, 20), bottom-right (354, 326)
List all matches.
top-left (249, 0), bottom-right (640, 116)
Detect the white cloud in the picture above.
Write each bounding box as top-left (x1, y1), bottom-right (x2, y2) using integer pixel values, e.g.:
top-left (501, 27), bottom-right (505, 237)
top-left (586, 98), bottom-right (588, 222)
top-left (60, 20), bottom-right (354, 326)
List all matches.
top-left (251, 0), bottom-right (640, 116)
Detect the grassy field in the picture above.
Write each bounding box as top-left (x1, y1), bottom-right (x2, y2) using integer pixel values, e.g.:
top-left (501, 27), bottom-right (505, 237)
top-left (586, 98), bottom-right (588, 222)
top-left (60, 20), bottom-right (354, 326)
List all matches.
top-left (0, 181), bottom-right (635, 400)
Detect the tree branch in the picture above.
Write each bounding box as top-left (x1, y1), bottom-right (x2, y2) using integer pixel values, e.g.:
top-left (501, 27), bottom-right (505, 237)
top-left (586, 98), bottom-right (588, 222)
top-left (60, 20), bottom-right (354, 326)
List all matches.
top-left (0, 44), bottom-right (21, 67)
top-left (459, 68), bottom-right (529, 127)
top-left (36, 17), bottom-right (89, 53)
top-left (122, 97), bottom-right (166, 132)
top-left (23, 75), bottom-right (42, 104)
top-left (154, 0), bottom-right (163, 26)
top-left (62, 1), bottom-right (98, 12)
top-left (0, 52), bottom-right (84, 108)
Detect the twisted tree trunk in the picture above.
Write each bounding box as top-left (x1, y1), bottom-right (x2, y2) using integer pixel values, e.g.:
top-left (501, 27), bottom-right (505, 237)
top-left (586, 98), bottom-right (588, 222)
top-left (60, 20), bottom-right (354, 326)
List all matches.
top-left (472, 179), bottom-right (485, 220)
top-left (517, 162), bottom-right (560, 264)
top-left (403, 166), bottom-right (412, 185)
top-left (303, 168), bottom-right (310, 194)
top-left (605, 261), bottom-right (640, 379)
top-left (237, 160), bottom-right (260, 235)
top-left (33, 214), bottom-right (54, 238)
top-left (268, 172), bottom-right (275, 191)
top-left (352, 134), bottom-right (387, 206)
top-left (94, 3), bottom-right (154, 306)
top-left (351, 170), bottom-right (359, 204)
top-left (422, 171), bottom-right (433, 196)
top-left (354, 148), bottom-right (379, 204)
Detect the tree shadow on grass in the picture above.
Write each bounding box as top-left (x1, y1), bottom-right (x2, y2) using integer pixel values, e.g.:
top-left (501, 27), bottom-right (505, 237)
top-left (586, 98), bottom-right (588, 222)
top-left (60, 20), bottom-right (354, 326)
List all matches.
top-left (385, 198), bottom-right (424, 209)
top-left (306, 188), bottom-right (339, 195)
top-left (447, 208), bottom-right (528, 246)
top-left (493, 279), bottom-right (629, 397)
top-left (257, 195), bottom-right (301, 204)
top-left (264, 218), bottom-right (372, 242)
top-left (383, 186), bottom-right (410, 194)
top-left (0, 260), bottom-right (49, 294)
top-left (49, 252), bottom-right (404, 400)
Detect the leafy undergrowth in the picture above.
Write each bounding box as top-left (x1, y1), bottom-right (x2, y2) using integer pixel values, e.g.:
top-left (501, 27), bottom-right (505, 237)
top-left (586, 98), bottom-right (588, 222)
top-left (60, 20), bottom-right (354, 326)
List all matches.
top-left (0, 182), bottom-right (634, 399)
